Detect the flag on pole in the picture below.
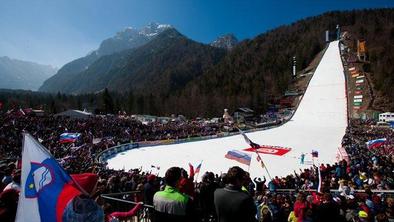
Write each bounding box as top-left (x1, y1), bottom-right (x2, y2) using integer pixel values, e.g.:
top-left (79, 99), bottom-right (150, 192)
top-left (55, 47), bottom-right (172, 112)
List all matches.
top-left (59, 133), bottom-right (81, 143)
top-left (366, 138), bottom-right (387, 149)
top-left (16, 133), bottom-right (83, 222)
top-left (240, 130), bottom-right (260, 148)
top-left (225, 150), bottom-right (252, 166)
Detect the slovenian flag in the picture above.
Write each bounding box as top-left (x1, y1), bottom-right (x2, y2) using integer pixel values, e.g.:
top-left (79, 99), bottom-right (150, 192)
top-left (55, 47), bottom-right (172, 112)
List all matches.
top-left (59, 133), bottom-right (81, 143)
top-left (225, 150), bottom-right (252, 166)
top-left (16, 133), bottom-right (83, 222)
top-left (366, 138), bottom-right (387, 149)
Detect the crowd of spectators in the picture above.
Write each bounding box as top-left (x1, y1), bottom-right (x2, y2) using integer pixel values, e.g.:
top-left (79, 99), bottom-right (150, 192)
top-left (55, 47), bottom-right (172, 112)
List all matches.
top-left (1, 111), bottom-right (394, 222)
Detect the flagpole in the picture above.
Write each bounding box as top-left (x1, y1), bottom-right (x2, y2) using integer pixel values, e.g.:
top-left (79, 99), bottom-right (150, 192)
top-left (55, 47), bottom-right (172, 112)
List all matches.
top-left (247, 154), bottom-right (251, 173)
top-left (237, 128), bottom-right (272, 181)
top-left (256, 151), bottom-right (272, 181)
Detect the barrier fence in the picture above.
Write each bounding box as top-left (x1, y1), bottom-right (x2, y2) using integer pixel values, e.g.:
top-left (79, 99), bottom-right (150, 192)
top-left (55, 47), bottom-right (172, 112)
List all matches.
top-left (96, 123), bottom-right (284, 164)
top-left (101, 191), bottom-right (153, 222)
top-left (101, 188), bottom-right (394, 222)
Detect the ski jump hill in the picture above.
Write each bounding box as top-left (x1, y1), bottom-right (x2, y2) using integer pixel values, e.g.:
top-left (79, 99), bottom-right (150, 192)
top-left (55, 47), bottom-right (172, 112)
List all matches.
top-left (107, 40), bottom-right (348, 179)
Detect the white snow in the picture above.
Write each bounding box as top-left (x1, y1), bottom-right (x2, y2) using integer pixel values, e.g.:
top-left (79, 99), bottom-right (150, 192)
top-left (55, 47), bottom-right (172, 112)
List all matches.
top-left (107, 41), bottom-right (348, 180)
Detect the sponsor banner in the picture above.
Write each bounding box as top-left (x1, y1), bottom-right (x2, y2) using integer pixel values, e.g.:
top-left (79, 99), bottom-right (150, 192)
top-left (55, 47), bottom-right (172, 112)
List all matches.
top-left (355, 82), bottom-right (363, 86)
top-left (354, 102), bottom-right (362, 106)
top-left (354, 95), bottom-right (363, 99)
top-left (349, 67), bottom-right (356, 71)
top-left (356, 79), bottom-right (364, 83)
top-left (353, 106), bottom-right (361, 110)
top-left (356, 76), bottom-right (365, 79)
top-left (352, 74), bottom-right (359, 78)
top-left (355, 90), bottom-right (363, 95)
top-left (354, 99), bottom-right (363, 103)
top-left (356, 86), bottom-right (363, 90)
top-left (243, 145), bottom-right (291, 156)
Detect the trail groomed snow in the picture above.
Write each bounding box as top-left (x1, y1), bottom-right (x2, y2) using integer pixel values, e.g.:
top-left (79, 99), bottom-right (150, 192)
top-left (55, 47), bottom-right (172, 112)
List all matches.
top-left (107, 41), bottom-right (348, 179)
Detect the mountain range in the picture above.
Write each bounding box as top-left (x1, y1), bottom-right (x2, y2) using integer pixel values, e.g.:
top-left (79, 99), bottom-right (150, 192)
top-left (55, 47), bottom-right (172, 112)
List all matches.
top-left (39, 22), bottom-right (173, 93)
top-left (37, 9), bottom-right (394, 116)
top-left (0, 57), bottom-right (57, 90)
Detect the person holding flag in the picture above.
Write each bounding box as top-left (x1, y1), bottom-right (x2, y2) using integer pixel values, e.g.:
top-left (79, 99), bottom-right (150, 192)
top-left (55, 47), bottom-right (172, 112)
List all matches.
top-left (16, 133), bottom-right (104, 222)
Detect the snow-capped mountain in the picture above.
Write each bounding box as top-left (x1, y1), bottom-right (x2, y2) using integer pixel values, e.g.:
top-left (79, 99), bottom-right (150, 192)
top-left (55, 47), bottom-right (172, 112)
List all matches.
top-left (210, 34), bottom-right (238, 50)
top-left (96, 22), bottom-right (172, 56)
top-left (40, 22), bottom-right (172, 92)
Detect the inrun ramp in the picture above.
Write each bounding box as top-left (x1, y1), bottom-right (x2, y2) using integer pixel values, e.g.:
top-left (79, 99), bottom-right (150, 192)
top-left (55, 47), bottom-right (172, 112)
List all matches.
top-left (107, 41), bottom-right (348, 179)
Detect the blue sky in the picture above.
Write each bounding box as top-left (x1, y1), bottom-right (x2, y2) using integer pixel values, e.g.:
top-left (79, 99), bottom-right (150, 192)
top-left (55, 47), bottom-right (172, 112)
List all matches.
top-left (0, 0), bottom-right (393, 68)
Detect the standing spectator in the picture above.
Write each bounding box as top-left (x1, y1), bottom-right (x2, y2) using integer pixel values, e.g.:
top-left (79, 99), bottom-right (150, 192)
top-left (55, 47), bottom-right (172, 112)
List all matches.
top-left (153, 167), bottom-right (192, 222)
top-left (294, 193), bottom-right (307, 222)
top-left (199, 172), bottom-right (218, 222)
top-left (214, 166), bottom-right (257, 222)
top-left (144, 174), bottom-right (158, 205)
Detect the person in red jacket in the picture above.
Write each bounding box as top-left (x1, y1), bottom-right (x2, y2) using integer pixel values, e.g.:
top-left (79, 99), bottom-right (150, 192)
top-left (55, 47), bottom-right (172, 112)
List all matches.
top-left (178, 165), bottom-right (195, 198)
top-left (294, 192), bottom-right (307, 222)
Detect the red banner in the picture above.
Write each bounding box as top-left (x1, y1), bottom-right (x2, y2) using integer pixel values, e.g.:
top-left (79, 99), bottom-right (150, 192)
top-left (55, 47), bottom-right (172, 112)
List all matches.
top-left (243, 145), bottom-right (291, 156)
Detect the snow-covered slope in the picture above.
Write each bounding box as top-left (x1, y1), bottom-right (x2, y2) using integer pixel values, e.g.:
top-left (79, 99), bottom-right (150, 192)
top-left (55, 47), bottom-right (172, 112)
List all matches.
top-left (107, 41), bottom-right (347, 180)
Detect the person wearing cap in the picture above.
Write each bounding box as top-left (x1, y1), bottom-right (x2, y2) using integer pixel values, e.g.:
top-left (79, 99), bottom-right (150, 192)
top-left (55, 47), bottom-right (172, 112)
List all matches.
top-left (153, 167), bottom-right (193, 222)
top-left (62, 173), bottom-right (105, 222)
top-left (214, 166), bottom-right (257, 222)
top-left (144, 174), bottom-right (158, 205)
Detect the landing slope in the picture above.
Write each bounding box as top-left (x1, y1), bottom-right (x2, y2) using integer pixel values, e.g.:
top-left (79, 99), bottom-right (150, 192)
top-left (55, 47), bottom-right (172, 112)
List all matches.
top-left (107, 41), bottom-right (347, 179)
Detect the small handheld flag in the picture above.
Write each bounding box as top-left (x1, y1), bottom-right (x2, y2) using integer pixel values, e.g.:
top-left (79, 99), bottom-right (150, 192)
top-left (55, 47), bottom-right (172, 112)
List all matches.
top-left (59, 133), bottom-right (81, 143)
top-left (366, 138), bottom-right (387, 149)
top-left (194, 163), bottom-right (202, 174)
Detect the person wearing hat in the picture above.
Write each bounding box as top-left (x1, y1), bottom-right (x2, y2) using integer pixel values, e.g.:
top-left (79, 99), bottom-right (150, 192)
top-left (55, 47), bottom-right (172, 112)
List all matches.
top-left (144, 174), bottom-right (158, 205)
top-left (62, 173), bottom-right (104, 222)
top-left (144, 174), bottom-right (158, 222)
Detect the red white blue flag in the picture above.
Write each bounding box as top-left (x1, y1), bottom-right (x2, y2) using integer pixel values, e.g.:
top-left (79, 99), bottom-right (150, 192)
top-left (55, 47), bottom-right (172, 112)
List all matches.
top-left (366, 138), bottom-right (387, 149)
top-left (225, 150), bottom-right (252, 166)
top-left (194, 163), bottom-right (202, 174)
top-left (59, 133), bottom-right (81, 143)
top-left (16, 134), bottom-right (83, 222)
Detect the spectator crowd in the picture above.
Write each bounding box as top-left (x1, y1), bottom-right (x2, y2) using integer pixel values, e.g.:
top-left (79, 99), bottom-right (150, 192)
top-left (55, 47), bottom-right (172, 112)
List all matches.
top-left (1, 111), bottom-right (394, 222)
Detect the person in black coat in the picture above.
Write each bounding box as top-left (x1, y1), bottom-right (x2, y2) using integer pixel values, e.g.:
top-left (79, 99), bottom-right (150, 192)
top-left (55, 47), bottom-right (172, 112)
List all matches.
top-left (214, 166), bottom-right (257, 222)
